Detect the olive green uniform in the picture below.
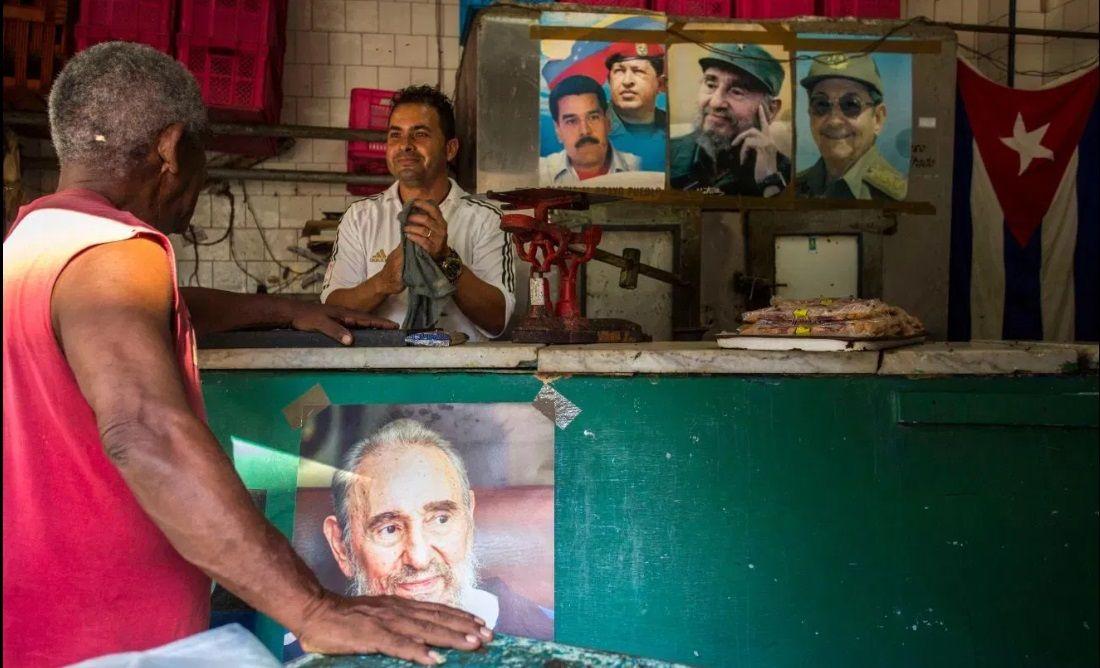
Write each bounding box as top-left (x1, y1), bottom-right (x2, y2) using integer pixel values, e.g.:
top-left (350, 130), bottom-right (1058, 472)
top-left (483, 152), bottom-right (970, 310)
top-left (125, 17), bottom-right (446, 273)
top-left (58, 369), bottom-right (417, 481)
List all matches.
top-left (797, 53), bottom-right (908, 201)
top-left (795, 145), bottom-right (907, 201)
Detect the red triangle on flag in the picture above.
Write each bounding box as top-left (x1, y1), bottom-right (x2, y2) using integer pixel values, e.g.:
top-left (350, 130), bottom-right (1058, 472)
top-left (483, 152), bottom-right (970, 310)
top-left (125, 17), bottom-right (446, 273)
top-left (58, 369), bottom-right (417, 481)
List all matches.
top-left (957, 60), bottom-right (1098, 247)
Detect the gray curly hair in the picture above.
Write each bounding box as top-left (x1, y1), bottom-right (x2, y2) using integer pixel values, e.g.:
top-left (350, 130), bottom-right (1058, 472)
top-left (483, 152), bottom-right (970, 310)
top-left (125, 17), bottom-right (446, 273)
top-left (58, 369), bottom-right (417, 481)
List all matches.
top-left (48, 41), bottom-right (208, 176)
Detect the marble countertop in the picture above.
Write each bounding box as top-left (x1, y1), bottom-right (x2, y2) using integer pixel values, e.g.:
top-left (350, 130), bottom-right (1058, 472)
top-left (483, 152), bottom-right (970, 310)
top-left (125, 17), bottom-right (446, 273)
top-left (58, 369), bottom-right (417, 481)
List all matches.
top-left (197, 340), bottom-right (1099, 376)
top-left (197, 343), bottom-right (543, 370)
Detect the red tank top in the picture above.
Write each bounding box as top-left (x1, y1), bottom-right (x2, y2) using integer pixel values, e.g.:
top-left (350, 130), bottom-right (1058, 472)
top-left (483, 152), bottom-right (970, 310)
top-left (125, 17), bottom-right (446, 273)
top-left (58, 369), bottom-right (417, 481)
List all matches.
top-left (3, 190), bottom-right (211, 666)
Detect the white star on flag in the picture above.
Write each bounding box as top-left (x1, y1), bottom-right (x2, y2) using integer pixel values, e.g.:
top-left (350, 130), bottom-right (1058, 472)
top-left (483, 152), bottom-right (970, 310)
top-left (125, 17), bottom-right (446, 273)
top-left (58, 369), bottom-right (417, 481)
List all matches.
top-left (1000, 112), bottom-right (1055, 176)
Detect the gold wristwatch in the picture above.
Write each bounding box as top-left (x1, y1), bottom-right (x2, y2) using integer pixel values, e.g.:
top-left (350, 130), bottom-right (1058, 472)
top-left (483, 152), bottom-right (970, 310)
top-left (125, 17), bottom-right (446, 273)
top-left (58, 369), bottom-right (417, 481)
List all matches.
top-left (438, 248), bottom-right (463, 283)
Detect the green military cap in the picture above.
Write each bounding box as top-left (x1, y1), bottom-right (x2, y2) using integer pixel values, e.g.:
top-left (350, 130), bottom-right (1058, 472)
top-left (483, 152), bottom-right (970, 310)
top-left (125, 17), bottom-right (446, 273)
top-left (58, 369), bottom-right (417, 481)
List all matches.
top-left (699, 44), bottom-right (785, 97)
top-left (799, 52), bottom-right (883, 98)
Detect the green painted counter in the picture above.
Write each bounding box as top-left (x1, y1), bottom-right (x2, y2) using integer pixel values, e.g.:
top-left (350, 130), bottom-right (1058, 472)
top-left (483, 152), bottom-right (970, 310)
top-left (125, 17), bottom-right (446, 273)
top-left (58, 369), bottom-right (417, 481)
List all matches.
top-left (201, 370), bottom-right (1099, 667)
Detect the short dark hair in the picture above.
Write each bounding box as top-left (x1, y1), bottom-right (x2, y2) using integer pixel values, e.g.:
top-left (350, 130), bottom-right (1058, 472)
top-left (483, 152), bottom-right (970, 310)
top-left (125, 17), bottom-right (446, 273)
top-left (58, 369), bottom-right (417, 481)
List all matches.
top-left (391, 85), bottom-right (456, 140)
top-left (549, 75), bottom-right (607, 122)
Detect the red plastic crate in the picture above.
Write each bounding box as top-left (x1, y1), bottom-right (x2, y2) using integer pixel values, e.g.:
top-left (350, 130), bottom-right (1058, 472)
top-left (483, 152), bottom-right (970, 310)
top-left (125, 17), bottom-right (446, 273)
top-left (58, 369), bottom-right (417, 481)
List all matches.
top-left (570, 0), bottom-right (650, 8)
top-left (75, 24), bottom-right (171, 52)
top-left (346, 155), bottom-right (390, 195)
top-left (347, 88), bottom-right (394, 160)
top-left (819, 0), bottom-right (898, 18)
top-left (179, 0), bottom-right (286, 48)
top-left (346, 88), bottom-right (394, 195)
top-left (650, 0), bottom-right (731, 16)
top-left (178, 35), bottom-right (281, 118)
top-left (75, 0), bottom-right (174, 53)
top-left (735, 0), bottom-right (814, 18)
top-left (3, 16), bottom-right (66, 94)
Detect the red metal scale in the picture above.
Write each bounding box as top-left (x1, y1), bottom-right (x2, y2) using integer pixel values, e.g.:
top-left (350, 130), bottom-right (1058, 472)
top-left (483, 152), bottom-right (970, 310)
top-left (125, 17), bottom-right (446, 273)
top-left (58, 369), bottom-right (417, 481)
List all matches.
top-left (491, 189), bottom-right (650, 344)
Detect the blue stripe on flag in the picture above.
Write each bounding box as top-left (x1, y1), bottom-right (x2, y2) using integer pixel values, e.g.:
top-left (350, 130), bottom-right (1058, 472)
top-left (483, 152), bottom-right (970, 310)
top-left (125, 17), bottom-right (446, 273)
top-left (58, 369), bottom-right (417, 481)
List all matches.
top-left (948, 85), bottom-right (974, 341)
top-left (1074, 95), bottom-right (1100, 341)
top-left (1002, 226), bottom-right (1044, 339)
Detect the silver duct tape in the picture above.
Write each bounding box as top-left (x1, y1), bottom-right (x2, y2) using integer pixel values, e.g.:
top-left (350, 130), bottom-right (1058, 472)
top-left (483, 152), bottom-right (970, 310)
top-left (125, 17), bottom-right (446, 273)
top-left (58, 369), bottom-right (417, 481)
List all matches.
top-left (280, 383), bottom-right (332, 430)
top-left (533, 383), bottom-right (581, 430)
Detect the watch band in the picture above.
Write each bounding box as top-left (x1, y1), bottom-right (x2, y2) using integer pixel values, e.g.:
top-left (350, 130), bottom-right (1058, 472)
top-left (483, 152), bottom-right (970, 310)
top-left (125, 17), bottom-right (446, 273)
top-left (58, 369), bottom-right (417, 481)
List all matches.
top-left (438, 248), bottom-right (463, 283)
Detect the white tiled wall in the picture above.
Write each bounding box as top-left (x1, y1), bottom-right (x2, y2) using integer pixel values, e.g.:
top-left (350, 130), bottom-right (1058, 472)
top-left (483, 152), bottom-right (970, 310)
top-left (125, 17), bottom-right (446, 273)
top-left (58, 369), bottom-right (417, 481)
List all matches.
top-left (903, 0), bottom-right (1099, 88)
top-left (169, 0), bottom-right (463, 294)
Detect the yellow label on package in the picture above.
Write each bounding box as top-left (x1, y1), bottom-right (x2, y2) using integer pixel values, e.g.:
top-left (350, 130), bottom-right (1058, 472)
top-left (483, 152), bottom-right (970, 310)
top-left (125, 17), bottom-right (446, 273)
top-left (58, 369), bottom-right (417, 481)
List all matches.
top-left (793, 308), bottom-right (809, 319)
top-left (794, 325), bottom-right (812, 336)
top-left (820, 298), bottom-right (834, 306)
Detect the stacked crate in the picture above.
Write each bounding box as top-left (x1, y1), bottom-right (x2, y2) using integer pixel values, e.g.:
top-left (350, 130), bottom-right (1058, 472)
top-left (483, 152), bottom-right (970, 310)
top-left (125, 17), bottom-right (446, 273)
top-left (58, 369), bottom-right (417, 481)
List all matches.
top-left (650, 0), bottom-right (732, 18)
top-left (74, 0), bottom-right (174, 53)
top-left (3, 0), bottom-right (71, 98)
top-left (176, 0), bottom-right (287, 155)
top-left (346, 88), bottom-right (395, 196)
top-left (819, 0), bottom-right (900, 18)
top-left (735, 0), bottom-right (815, 18)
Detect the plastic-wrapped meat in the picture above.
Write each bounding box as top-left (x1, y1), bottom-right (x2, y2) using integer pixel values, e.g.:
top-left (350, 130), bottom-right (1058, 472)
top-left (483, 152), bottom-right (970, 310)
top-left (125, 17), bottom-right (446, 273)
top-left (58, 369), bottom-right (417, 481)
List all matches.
top-left (741, 298), bottom-right (896, 323)
top-left (737, 315), bottom-right (905, 338)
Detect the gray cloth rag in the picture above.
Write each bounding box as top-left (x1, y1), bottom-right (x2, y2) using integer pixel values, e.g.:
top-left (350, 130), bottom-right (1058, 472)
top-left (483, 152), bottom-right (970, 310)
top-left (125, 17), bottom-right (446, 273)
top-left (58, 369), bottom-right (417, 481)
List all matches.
top-left (400, 199), bottom-right (456, 330)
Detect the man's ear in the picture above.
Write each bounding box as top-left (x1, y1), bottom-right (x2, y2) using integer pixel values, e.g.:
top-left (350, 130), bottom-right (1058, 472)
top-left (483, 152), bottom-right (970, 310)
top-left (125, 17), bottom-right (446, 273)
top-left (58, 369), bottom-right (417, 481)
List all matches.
top-left (768, 97), bottom-right (782, 123)
top-left (156, 122), bottom-right (187, 176)
top-left (445, 137), bottom-right (460, 162)
top-left (322, 515), bottom-right (356, 578)
top-left (873, 104), bottom-right (887, 136)
top-left (658, 74), bottom-right (668, 93)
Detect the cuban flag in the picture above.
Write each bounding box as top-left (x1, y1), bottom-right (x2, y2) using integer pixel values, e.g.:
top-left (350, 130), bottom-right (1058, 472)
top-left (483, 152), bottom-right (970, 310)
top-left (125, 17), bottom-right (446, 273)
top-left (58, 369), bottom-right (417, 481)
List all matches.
top-left (949, 59), bottom-right (1099, 342)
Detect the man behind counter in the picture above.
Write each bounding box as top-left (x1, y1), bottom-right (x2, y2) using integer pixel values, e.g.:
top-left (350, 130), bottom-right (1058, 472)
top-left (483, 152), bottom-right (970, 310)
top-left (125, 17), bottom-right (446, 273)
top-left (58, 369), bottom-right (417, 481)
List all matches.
top-left (3, 42), bottom-right (491, 667)
top-left (321, 85), bottom-right (515, 340)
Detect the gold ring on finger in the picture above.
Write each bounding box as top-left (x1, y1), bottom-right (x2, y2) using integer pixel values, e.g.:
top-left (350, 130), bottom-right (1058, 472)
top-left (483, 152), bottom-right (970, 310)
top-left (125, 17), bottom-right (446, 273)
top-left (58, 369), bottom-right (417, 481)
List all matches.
top-left (427, 228), bottom-right (433, 238)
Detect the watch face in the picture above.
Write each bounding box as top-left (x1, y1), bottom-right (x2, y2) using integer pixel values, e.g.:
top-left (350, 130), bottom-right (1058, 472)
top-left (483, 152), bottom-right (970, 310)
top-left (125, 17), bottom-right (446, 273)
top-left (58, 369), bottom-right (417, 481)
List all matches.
top-left (441, 252), bottom-right (462, 281)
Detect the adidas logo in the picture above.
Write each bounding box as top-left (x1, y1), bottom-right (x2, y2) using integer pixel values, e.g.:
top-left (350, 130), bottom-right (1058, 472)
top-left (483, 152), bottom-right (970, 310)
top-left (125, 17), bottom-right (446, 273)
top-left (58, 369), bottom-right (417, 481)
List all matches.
top-left (370, 249), bottom-right (386, 262)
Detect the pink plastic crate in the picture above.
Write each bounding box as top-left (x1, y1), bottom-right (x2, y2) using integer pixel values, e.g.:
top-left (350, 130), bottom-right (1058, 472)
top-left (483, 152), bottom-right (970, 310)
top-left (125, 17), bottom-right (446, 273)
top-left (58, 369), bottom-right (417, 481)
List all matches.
top-left (179, 0), bottom-right (286, 48)
top-left (75, 0), bottom-right (174, 53)
top-left (650, 0), bottom-right (732, 17)
top-left (177, 35), bottom-right (281, 118)
top-left (346, 88), bottom-right (395, 195)
top-left (735, 0), bottom-right (814, 18)
top-left (819, 0), bottom-right (899, 17)
top-left (75, 24), bottom-right (171, 53)
top-left (347, 88), bottom-right (394, 160)
top-left (570, 0), bottom-right (650, 8)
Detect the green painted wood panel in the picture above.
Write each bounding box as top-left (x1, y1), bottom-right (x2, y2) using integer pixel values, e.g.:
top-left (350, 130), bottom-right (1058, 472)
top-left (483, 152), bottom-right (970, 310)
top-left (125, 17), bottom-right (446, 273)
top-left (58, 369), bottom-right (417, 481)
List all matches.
top-left (201, 372), bottom-right (1099, 667)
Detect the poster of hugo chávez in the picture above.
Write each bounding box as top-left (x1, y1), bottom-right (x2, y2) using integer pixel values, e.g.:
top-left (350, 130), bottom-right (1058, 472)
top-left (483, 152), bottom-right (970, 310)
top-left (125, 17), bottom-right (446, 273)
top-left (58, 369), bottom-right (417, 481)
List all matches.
top-left (794, 45), bottom-right (913, 201)
top-left (667, 37), bottom-right (794, 197)
top-left (285, 403), bottom-right (555, 660)
top-left (538, 12), bottom-right (667, 189)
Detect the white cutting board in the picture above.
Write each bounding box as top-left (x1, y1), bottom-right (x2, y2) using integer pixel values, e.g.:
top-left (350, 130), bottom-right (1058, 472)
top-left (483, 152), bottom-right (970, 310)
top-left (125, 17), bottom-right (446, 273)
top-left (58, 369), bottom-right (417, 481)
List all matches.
top-left (716, 333), bottom-right (926, 352)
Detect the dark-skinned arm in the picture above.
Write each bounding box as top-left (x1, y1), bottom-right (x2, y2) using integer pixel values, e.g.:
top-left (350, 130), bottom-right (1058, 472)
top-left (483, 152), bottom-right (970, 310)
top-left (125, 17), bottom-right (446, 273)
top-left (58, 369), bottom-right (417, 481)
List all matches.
top-left (53, 238), bottom-right (490, 665)
top-left (180, 287), bottom-right (396, 343)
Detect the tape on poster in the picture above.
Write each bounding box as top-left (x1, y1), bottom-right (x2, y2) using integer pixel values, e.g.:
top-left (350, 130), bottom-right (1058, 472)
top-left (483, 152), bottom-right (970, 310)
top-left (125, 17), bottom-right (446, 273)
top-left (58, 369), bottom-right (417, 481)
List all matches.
top-left (281, 383), bottom-right (332, 430)
top-left (533, 383), bottom-right (581, 430)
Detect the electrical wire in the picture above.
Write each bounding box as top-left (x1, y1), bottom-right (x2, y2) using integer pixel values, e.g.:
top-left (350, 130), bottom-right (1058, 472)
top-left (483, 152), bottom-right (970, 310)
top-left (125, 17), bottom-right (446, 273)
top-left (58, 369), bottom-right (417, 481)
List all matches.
top-left (667, 16), bottom-right (928, 65)
top-left (957, 41), bottom-right (1098, 78)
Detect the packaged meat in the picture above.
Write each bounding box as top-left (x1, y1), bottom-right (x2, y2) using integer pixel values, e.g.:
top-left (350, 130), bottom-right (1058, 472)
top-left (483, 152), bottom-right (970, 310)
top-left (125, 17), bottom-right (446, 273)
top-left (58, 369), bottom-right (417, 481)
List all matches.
top-left (741, 298), bottom-right (895, 323)
top-left (737, 298), bottom-right (926, 339)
